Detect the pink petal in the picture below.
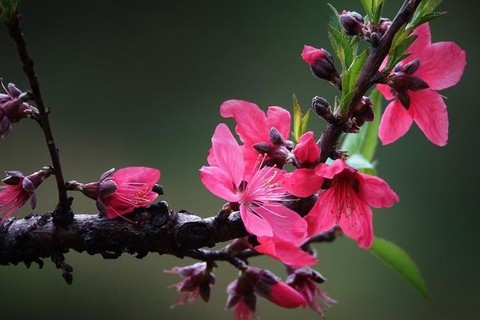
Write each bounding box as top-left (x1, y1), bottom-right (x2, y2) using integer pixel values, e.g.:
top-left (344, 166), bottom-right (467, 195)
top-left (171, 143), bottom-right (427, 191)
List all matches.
top-left (315, 159), bottom-right (353, 179)
top-left (379, 99), bottom-right (414, 145)
top-left (284, 169), bottom-right (323, 198)
top-left (301, 45), bottom-right (325, 65)
top-left (416, 42), bottom-right (466, 90)
top-left (410, 89), bottom-right (448, 146)
top-left (113, 167), bottom-right (160, 186)
top-left (252, 204), bottom-right (307, 244)
top-left (200, 166), bottom-right (239, 202)
top-left (220, 99), bottom-right (268, 144)
top-left (293, 131), bottom-right (320, 164)
top-left (211, 124), bottom-right (245, 186)
top-left (377, 83), bottom-right (395, 100)
top-left (403, 23), bottom-right (432, 65)
top-left (255, 237), bottom-right (317, 267)
top-left (266, 106), bottom-right (291, 140)
top-left (338, 199), bottom-right (373, 249)
top-left (240, 205), bottom-right (274, 238)
top-left (357, 173), bottom-right (399, 208)
top-left (305, 193), bottom-right (337, 237)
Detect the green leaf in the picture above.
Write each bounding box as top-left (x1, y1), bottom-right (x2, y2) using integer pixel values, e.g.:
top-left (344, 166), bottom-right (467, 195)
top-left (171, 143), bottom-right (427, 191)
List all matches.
top-left (386, 26), bottom-right (417, 70)
top-left (369, 237), bottom-right (430, 299)
top-left (408, 0), bottom-right (444, 29)
top-left (328, 24), bottom-right (354, 69)
top-left (292, 94), bottom-right (311, 143)
top-left (360, 0), bottom-right (384, 24)
top-left (341, 88), bottom-right (382, 161)
top-left (346, 154), bottom-right (377, 175)
top-left (359, 88), bottom-right (381, 161)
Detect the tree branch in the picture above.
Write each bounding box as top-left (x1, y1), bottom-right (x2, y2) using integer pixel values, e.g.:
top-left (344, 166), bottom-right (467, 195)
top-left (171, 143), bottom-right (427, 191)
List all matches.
top-left (318, 0), bottom-right (423, 162)
top-left (0, 201), bottom-right (337, 270)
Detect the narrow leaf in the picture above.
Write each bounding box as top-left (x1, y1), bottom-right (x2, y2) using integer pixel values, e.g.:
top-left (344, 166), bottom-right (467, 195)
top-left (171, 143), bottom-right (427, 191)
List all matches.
top-left (369, 237), bottom-right (430, 299)
top-left (359, 88), bottom-right (381, 161)
top-left (292, 94), bottom-right (302, 143)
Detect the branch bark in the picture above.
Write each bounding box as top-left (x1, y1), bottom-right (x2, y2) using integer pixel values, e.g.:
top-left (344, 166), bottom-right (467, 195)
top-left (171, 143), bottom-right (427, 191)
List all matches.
top-left (0, 202), bottom-right (250, 267)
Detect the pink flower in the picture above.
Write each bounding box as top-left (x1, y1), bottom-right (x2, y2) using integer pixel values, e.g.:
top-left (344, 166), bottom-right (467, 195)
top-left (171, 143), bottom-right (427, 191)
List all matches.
top-left (165, 262), bottom-right (216, 306)
top-left (377, 23), bottom-right (466, 146)
top-left (0, 167), bottom-right (52, 224)
top-left (79, 166), bottom-right (160, 219)
top-left (220, 99), bottom-right (293, 171)
top-left (286, 267), bottom-right (336, 316)
top-left (310, 160), bottom-right (398, 248)
top-left (200, 123), bottom-right (307, 245)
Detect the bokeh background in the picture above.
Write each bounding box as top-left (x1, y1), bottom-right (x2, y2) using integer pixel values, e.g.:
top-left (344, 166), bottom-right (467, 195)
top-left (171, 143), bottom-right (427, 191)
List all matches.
top-left (0, 0), bottom-right (478, 319)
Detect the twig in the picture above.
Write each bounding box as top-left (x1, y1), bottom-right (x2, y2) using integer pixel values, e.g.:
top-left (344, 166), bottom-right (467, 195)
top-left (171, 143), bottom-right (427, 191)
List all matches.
top-left (5, 13), bottom-right (71, 220)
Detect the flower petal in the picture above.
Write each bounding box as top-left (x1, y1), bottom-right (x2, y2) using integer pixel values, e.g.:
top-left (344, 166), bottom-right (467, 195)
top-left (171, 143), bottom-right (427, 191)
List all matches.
top-left (305, 193), bottom-right (337, 237)
top-left (112, 167), bottom-right (160, 186)
top-left (357, 173), bottom-right (399, 208)
top-left (252, 204), bottom-right (307, 243)
top-left (284, 169), bottom-right (323, 198)
top-left (266, 106), bottom-right (291, 140)
top-left (293, 131), bottom-right (320, 164)
top-left (200, 166), bottom-right (239, 202)
top-left (410, 89), bottom-right (448, 146)
top-left (211, 124), bottom-right (245, 186)
top-left (255, 237), bottom-right (317, 267)
top-left (403, 23), bottom-right (432, 64)
top-left (379, 99), bottom-right (414, 145)
top-left (416, 41), bottom-right (466, 90)
top-left (240, 205), bottom-right (274, 238)
top-left (315, 159), bottom-right (353, 179)
top-left (338, 199), bottom-right (373, 249)
top-left (220, 99), bottom-right (268, 144)
top-left (377, 83), bottom-right (395, 100)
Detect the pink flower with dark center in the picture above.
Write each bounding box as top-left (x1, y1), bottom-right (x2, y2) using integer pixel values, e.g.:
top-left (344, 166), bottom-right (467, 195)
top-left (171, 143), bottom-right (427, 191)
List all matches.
top-left (306, 159), bottom-right (399, 248)
top-left (78, 166), bottom-right (160, 219)
top-left (165, 262), bottom-right (216, 306)
top-left (220, 99), bottom-right (293, 171)
top-left (0, 167), bottom-right (52, 224)
top-left (200, 123), bottom-right (308, 247)
top-left (377, 23), bottom-right (466, 146)
top-left (286, 267), bottom-right (336, 316)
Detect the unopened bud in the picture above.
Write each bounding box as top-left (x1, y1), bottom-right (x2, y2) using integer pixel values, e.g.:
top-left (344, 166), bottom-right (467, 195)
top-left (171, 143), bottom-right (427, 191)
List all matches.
top-left (340, 10), bottom-right (364, 36)
top-left (378, 18), bottom-right (392, 35)
top-left (353, 96), bottom-right (374, 127)
top-left (269, 127), bottom-right (285, 146)
top-left (312, 96), bottom-right (335, 123)
top-left (301, 46), bottom-right (340, 86)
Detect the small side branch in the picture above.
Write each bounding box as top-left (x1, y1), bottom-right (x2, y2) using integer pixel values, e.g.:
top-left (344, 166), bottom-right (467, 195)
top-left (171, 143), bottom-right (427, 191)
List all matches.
top-left (5, 13), bottom-right (70, 217)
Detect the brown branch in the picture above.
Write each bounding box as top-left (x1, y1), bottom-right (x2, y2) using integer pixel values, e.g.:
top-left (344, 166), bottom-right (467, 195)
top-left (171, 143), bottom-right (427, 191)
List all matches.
top-left (318, 0), bottom-right (423, 162)
top-left (5, 13), bottom-right (71, 219)
top-left (0, 201), bottom-right (336, 270)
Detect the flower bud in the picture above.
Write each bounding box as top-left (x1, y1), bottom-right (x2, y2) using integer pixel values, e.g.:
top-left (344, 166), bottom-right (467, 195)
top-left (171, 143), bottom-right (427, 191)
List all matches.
top-left (340, 10), bottom-right (364, 36)
top-left (352, 96), bottom-right (375, 127)
top-left (286, 267), bottom-right (335, 316)
top-left (301, 46), bottom-right (341, 86)
top-left (378, 18), bottom-right (392, 35)
top-left (312, 96), bottom-right (335, 123)
top-left (165, 262), bottom-right (216, 306)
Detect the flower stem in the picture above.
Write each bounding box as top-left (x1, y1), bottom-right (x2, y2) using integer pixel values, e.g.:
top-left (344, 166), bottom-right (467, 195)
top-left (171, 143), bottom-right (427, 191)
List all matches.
top-left (5, 13), bottom-right (71, 218)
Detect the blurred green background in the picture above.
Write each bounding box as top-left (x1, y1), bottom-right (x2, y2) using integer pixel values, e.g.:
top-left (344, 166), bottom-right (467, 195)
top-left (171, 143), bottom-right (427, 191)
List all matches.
top-left (0, 0), bottom-right (477, 319)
